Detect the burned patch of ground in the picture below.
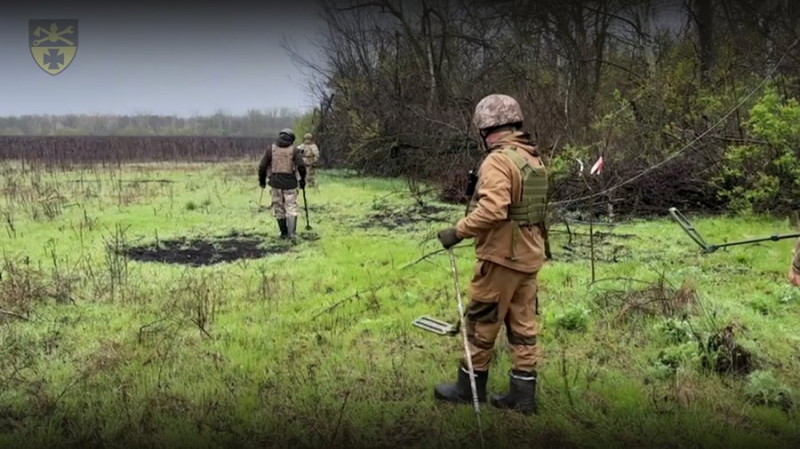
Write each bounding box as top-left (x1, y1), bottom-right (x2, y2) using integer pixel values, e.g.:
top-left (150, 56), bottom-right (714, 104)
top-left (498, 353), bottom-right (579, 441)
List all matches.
top-left (124, 231), bottom-right (290, 266)
top-left (359, 204), bottom-right (456, 230)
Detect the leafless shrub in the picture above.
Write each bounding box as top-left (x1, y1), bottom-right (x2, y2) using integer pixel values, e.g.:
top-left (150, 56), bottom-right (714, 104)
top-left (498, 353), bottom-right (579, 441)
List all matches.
top-left (0, 327), bottom-right (41, 392)
top-left (0, 256), bottom-right (49, 322)
top-left (290, 0), bottom-right (800, 215)
top-left (251, 264), bottom-right (282, 311)
top-left (44, 241), bottom-right (78, 305)
top-left (103, 224), bottom-right (130, 301)
top-left (593, 274), bottom-right (698, 323)
top-left (3, 210), bottom-right (15, 238)
top-left (166, 271), bottom-right (221, 338)
top-left (702, 322), bottom-right (754, 376)
top-left (82, 339), bottom-right (127, 374)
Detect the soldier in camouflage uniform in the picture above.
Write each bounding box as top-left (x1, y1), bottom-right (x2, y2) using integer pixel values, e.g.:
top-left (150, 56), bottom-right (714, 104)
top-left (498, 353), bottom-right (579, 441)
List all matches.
top-left (298, 133), bottom-right (320, 188)
top-left (790, 239), bottom-right (800, 286)
top-left (433, 94), bottom-right (547, 415)
top-left (258, 128), bottom-right (306, 242)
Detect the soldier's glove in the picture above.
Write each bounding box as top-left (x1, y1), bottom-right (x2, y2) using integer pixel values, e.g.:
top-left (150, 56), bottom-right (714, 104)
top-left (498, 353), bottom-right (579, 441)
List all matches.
top-left (259, 180), bottom-right (266, 189)
top-left (437, 227), bottom-right (462, 250)
top-left (299, 179), bottom-right (306, 189)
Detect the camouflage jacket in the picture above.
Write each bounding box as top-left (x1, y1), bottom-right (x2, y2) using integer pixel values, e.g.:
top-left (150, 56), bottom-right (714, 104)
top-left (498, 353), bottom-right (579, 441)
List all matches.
top-left (299, 143), bottom-right (320, 167)
top-left (455, 130), bottom-right (546, 274)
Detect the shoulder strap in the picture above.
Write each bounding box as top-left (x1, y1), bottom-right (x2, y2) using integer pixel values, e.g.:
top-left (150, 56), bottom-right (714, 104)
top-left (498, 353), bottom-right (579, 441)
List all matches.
top-left (499, 147), bottom-right (528, 170)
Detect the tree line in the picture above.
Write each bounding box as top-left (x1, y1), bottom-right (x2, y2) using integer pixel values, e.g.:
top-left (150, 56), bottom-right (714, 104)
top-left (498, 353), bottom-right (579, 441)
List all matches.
top-left (0, 109), bottom-right (301, 138)
top-left (0, 136), bottom-right (270, 168)
top-left (294, 0), bottom-right (800, 215)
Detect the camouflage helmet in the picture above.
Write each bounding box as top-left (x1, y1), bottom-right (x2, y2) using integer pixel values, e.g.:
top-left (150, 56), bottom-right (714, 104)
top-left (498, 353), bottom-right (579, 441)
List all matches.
top-left (279, 128), bottom-right (295, 141)
top-left (304, 133), bottom-right (313, 140)
top-left (472, 94), bottom-right (524, 132)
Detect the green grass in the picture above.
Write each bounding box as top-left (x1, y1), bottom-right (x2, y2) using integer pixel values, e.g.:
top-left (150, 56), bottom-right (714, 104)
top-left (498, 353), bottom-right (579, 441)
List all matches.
top-left (2, 160), bottom-right (800, 448)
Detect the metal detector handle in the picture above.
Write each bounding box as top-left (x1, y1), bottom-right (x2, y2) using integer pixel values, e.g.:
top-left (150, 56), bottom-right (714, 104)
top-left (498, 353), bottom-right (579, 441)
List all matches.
top-left (711, 233), bottom-right (800, 251)
top-left (768, 233), bottom-right (800, 241)
top-left (668, 207), bottom-right (711, 252)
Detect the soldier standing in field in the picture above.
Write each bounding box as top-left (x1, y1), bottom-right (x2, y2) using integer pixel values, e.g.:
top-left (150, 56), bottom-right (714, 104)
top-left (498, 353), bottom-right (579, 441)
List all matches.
top-left (789, 239), bottom-right (800, 286)
top-left (433, 94), bottom-right (547, 415)
top-left (258, 128), bottom-right (306, 242)
top-left (298, 133), bottom-right (320, 188)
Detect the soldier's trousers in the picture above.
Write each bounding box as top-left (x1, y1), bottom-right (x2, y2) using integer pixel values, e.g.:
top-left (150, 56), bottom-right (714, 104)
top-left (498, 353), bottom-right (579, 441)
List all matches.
top-left (305, 167), bottom-right (317, 187)
top-left (270, 188), bottom-right (298, 219)
top-left (462, 259), bottom-right (540, 372)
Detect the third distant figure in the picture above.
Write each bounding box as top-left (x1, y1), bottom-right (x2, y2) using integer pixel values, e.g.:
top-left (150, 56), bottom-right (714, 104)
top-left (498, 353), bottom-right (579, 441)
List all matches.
top-left (298, 133), bottom-right (320, 188)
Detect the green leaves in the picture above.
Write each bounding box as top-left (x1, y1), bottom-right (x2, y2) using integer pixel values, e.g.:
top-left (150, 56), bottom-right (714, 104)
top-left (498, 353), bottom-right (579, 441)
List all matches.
top-left (745, 370), bottom-right (793, 410)
top-left (552, 304), bottom-right (591, 333)
top-left (715, 83), bottom-right (800, 214)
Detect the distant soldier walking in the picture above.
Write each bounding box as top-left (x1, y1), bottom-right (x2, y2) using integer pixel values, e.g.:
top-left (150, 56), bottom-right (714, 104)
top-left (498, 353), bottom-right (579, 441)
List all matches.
top-left (298, 133), bottom-right (320, 188)
top-left (433, 94), bottom-right (548, 415)
top-left (258, 128), bottom-right (306, 242)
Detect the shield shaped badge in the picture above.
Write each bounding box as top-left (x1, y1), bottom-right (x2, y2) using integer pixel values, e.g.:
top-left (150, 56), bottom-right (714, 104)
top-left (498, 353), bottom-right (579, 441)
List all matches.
top-left (29, 19), bottom-right (79, 76)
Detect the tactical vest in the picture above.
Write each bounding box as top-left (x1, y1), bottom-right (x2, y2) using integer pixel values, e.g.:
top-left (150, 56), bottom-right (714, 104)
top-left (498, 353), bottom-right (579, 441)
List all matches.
top-left (468, 147), bottom-right (548, 259)
top-left (271, 144), bottom-right (296, 175)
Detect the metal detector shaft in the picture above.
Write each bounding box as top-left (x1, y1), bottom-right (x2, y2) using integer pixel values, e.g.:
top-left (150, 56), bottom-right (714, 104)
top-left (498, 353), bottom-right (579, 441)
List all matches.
top-left (669, 207), bottom-right (800, 253)
top-left (706, 233), bottom-right (800, 252)
top-left (301, 186), bottom-right (312, 230)
top-left (447, 248), bottom-right (485, 448)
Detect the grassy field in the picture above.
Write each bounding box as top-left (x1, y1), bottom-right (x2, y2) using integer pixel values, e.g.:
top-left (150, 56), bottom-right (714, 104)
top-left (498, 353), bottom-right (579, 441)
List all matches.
top-left (2, 160), bottom-right (800, 449)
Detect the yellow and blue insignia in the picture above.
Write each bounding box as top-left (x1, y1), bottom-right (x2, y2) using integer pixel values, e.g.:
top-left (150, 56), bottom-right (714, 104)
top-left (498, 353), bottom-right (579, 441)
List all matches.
top-left (29, 19), bottom-right (78, 76)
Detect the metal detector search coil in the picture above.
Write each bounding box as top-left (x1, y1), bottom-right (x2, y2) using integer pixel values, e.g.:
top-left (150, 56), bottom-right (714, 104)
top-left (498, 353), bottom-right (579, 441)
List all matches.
top-left (412, 315), bottom-right (458, 336)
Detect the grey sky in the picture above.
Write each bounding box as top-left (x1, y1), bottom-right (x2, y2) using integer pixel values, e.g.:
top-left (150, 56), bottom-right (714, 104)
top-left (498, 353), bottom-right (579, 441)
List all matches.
top-left (0, 1), bottom-right (323, 117)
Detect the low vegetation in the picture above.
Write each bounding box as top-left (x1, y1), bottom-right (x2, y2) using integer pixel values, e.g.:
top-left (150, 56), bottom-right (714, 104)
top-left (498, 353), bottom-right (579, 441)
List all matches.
top-left (1, 160), bottom-right (800, 448)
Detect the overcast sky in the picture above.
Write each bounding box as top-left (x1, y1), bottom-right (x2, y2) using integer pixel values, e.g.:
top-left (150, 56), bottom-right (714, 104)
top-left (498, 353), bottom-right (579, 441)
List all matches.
top-left (0, 1), bottom-right (323, 117)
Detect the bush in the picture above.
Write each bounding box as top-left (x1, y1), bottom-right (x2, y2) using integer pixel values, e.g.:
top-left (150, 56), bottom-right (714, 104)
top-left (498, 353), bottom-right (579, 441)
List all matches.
top-left (651, 342), bottom-right (701, 379)
top-left (552, 305), bottom-right (591, 333)
top-left (654, 318), bottom-right (694, 345)
top-left (744, 370), bottom-right (793, 410)
top-left (715, 84), bottom-right (800, 214)
top-left (0, 256), bottom-right (51, 321)
top-left (293, 110), bottom-right (318, 138)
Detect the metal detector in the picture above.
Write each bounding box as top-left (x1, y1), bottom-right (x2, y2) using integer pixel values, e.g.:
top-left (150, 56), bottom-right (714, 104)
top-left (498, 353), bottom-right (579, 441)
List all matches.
top-left (301, 186), bottom-right (312, 230)
top-left (413, 249), bottom-right (484, 443)
top-left (413, 172), bottom-right (471, 337)
top-left (411, 229), bottom-right (464, 329)
top-left (669, 207), bottom-right (800, 253)
top-left (412, 315), bottom-right (459, 336)
top-left (412, 251), bottom-right (462, 337)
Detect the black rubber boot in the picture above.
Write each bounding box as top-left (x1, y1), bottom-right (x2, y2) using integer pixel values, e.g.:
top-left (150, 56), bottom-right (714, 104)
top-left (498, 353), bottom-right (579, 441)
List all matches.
top-left (490, 370), bottom-right (538, 415)
top-left (277, 219), bottom-right (288, 239)
top-left (286, 216), bottom-right (297, 243)
top-left (434, 365), bottom-right (488, 404)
